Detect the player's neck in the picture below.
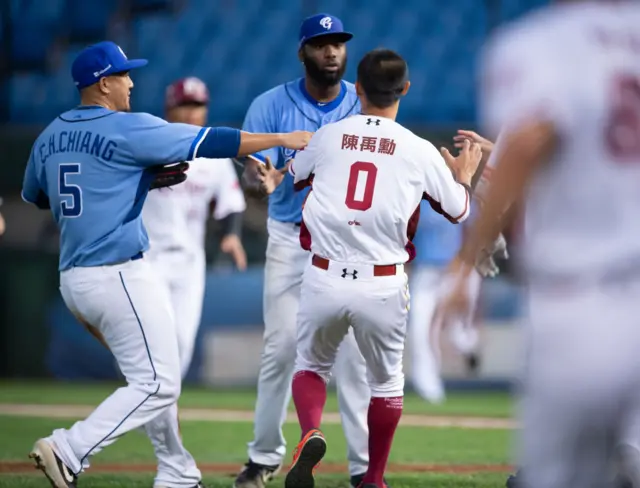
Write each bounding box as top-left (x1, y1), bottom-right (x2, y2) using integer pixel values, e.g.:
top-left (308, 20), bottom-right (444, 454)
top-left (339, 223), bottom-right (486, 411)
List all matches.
top-left (79, 95), bottom-right (116, 111)
top-left (361, 105), bottom-right (399, 121)
top-left (303, 78), bottom-right (342, 103)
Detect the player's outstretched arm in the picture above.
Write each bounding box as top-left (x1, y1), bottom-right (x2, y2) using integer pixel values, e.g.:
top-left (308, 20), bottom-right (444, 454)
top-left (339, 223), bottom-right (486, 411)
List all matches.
top-left (125, 113), bottom-right (311, 167)
top-left (237, 131), bottom-right (311, 158)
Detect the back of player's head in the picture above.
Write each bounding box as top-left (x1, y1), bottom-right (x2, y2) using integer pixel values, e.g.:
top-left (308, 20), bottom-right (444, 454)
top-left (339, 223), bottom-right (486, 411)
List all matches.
top-left (356, 49), bottom-right (408, 109)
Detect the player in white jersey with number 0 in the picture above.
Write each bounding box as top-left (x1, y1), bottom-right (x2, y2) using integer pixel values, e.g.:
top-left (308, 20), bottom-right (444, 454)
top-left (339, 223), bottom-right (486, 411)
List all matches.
top-left (143, 77), bottom-right (247, 379)
top-left (438, 1), bottom-right (640, 487)
top-left (258, 48), bottom-right (482, 488)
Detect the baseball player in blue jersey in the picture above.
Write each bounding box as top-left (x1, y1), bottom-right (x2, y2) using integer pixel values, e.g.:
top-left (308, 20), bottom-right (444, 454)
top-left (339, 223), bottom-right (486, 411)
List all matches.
top-left (408, 203), bottom-right (482, 404)
top-left (233, 14), bottom-right (372, 488)
top-left (21, 41), bottom-right (310, 488)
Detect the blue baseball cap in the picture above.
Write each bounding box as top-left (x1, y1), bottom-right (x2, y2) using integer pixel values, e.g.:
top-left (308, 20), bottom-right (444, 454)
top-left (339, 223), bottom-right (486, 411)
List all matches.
top-left (299, 13), bottom-right (353, 49)
top-left (71, 41), bottom-right (148, 90)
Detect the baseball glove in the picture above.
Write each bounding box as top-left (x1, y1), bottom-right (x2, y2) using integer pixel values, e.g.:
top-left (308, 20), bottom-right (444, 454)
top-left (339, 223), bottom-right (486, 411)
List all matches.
top-left (149, 161), bottom-right (190, 190)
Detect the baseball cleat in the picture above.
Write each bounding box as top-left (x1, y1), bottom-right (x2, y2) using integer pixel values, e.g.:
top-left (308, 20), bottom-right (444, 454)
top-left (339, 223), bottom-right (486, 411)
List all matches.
top-left (29, 438), bottom-right (77, 488)
top-left (233, 459), bottom-right (281, 488)
top-left (284, 429), bottom-right (326, 488)
top-left (505, 469), bottom-right (522, 487)
top-left (351, 473), bottom-right (390, 488)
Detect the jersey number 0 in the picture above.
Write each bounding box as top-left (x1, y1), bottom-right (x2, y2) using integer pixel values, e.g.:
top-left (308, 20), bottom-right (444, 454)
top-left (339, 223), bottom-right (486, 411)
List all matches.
top-left (345, 161), bottom-right (378, 211)
top-left (59, 163), bottom-right (83, 218)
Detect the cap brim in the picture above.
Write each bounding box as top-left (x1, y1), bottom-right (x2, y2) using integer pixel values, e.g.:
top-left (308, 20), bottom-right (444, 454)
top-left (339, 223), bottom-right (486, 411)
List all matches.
top-left (121, 59), bottom-right (148, 70)
top-left (301, 31), bottom-right (353, 47)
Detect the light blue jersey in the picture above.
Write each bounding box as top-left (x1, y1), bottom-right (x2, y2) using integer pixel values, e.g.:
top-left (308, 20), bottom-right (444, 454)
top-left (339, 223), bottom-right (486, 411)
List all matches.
top-left (243, 78), bottom-right (360, 223)
top-left (413, 200), bottom-right (465, 267)
top-left (22, 106), bottom-right (240, 271)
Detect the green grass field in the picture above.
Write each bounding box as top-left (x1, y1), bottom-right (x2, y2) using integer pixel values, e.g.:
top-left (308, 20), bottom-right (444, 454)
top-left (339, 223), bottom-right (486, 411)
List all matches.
top-left (0, 381), bottom-right (516, 487)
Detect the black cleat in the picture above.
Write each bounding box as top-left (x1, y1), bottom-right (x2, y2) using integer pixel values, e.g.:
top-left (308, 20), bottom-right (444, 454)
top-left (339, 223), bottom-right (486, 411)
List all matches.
top-left (233, 459), bottom-right (281, 488)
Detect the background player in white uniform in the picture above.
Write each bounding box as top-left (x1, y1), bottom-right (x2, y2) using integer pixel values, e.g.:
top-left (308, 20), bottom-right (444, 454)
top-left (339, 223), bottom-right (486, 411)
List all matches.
top-left (258, 48), bottom-right (482, 488)
top-left (20, 40), bottom-right (311, 488)
top-left (234, 14), bottom-right (372, 488)
top-left (143, 77), bottom-right (247, 378)
top-left (408, 205), bottom-right (482, 404)
top-left (439, 2), bottom-right (640, 487)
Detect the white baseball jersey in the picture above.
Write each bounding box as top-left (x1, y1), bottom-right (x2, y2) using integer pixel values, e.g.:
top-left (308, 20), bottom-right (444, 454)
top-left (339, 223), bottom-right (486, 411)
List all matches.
top-left (289, 114), bottom-right (470, 265)
top-left (480, 1), bottom-right (640, 281)
top-left (143, 157), bottom-right (246, 254)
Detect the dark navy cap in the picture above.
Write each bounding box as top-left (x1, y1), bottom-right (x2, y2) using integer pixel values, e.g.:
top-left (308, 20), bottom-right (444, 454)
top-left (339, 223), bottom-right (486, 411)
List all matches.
top-left (71, 41), bottom-right (148, 90)
top-left (299, 13), bottom-right (353, 48)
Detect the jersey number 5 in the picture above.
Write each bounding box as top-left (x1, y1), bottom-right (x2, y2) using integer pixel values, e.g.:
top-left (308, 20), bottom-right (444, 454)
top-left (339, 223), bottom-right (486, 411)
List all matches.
top-left (605, 74), bottom-right (640, 159)
top-left (345, 161), bottom-right (378, 211)
top-left (59, 163), bottom-right (83, 218)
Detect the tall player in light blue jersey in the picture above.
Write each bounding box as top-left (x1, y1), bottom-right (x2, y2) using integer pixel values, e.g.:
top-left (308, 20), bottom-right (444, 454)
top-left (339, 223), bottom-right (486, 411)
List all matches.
top-left (21, 41), bottom-right (310, 488)
top-left (233, 14), bottom-right (373, 488)
top-left (408, 203), bottom-right (483, 404)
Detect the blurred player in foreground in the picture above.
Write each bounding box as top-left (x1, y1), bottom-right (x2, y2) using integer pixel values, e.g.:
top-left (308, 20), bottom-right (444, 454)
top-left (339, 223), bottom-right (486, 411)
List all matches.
top-left (258, 48), bottom-right (482, 488)
top-left (21, 40), bottom-right (310, 488)
top-left (439, 1), bottom-right (640, 487)
top-left (234, 14), bottom-right (372, 488)
top-left (143, 77), bottom-right (247, 378)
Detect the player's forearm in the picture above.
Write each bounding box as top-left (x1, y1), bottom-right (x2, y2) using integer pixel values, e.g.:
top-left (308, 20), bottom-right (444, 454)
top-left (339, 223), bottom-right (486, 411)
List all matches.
top-left (459, 121), bottom-right (555, 265)
top-left (219, 212), bottom-right (243, 237)
top-left (237, 132), bottom-right (289, 158)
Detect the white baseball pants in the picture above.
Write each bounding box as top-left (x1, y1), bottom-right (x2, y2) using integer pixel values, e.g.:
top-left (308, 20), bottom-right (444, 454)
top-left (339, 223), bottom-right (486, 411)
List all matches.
top-left (408, 265), bottom-right (481, 403)
top-left (52, 257), bottom-right (201, 488)
top-left (295, 260), bottom-right (410, 399)
top-left (248, 233), bottom-right (371, 475)
top-left (146, 248), bottom-right (206, 378)
top-left (517, 277), bottom-right (640, 488)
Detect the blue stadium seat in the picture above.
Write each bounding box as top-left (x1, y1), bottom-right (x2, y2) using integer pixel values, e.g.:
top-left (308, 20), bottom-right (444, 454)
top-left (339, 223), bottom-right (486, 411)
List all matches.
top-left (64, 0), bottom-right (118, 44)
top-left (10, 18), bottom-right (56, 72)
top-left (8, 0), bottom-right (547, 126)
top-left (128, 0), bottom-right (176, 15)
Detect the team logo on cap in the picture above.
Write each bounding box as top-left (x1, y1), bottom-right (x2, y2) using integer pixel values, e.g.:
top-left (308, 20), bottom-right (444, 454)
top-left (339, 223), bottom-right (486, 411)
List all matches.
top-left (319, 16), bottom-right (332, 30)
top-left (184, 77), bottom-right (206, 98)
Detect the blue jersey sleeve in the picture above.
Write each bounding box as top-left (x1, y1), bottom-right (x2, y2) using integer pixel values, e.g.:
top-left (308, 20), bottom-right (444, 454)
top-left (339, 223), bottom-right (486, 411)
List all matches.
top-left (21, 148), bottom-right (50, 209)
top-left (123, 113), bottom-right (240, 166)
top-left (242, 94), bottom-right (279, 166)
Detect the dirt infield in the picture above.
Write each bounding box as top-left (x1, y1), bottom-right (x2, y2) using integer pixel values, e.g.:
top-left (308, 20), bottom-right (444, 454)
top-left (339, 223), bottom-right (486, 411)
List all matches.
top-left (0, 461), bottom-right (514, 475)
top-left (0, 404), bottom-right (516, 429)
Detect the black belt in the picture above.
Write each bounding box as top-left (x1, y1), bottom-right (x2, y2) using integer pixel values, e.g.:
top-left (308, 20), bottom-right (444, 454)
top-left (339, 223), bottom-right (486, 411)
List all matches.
top-left (131, 251), bottom-right (144, 261)
top-left (294, 222), bottom-right (301, 228)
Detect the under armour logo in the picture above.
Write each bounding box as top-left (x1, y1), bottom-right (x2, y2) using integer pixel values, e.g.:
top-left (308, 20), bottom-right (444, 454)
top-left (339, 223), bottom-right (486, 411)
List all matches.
top-left (341, 268), bottom-right (358, 280)
top-left (319, 16), bottom-right (333, 30)
top-left (366, 118), bottom-right (380, 126)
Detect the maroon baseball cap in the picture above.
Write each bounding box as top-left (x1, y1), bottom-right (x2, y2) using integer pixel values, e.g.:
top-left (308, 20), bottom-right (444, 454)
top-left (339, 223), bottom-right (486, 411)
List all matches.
top-left (165, 77), bottom-right (210, 109)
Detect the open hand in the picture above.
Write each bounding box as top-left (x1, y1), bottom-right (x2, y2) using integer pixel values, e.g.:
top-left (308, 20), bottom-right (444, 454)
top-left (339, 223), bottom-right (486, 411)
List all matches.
top-left (440, 139), bottom-right (482, 185)
top-left (256, 156), bottom-right (288, 195)
top-left (453, 129), bottom-right (494, 155)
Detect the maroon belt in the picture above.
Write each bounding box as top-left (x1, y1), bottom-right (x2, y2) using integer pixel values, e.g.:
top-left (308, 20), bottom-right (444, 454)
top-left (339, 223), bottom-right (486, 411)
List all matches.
top-left (311, 255), bottom-right (397, 277)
